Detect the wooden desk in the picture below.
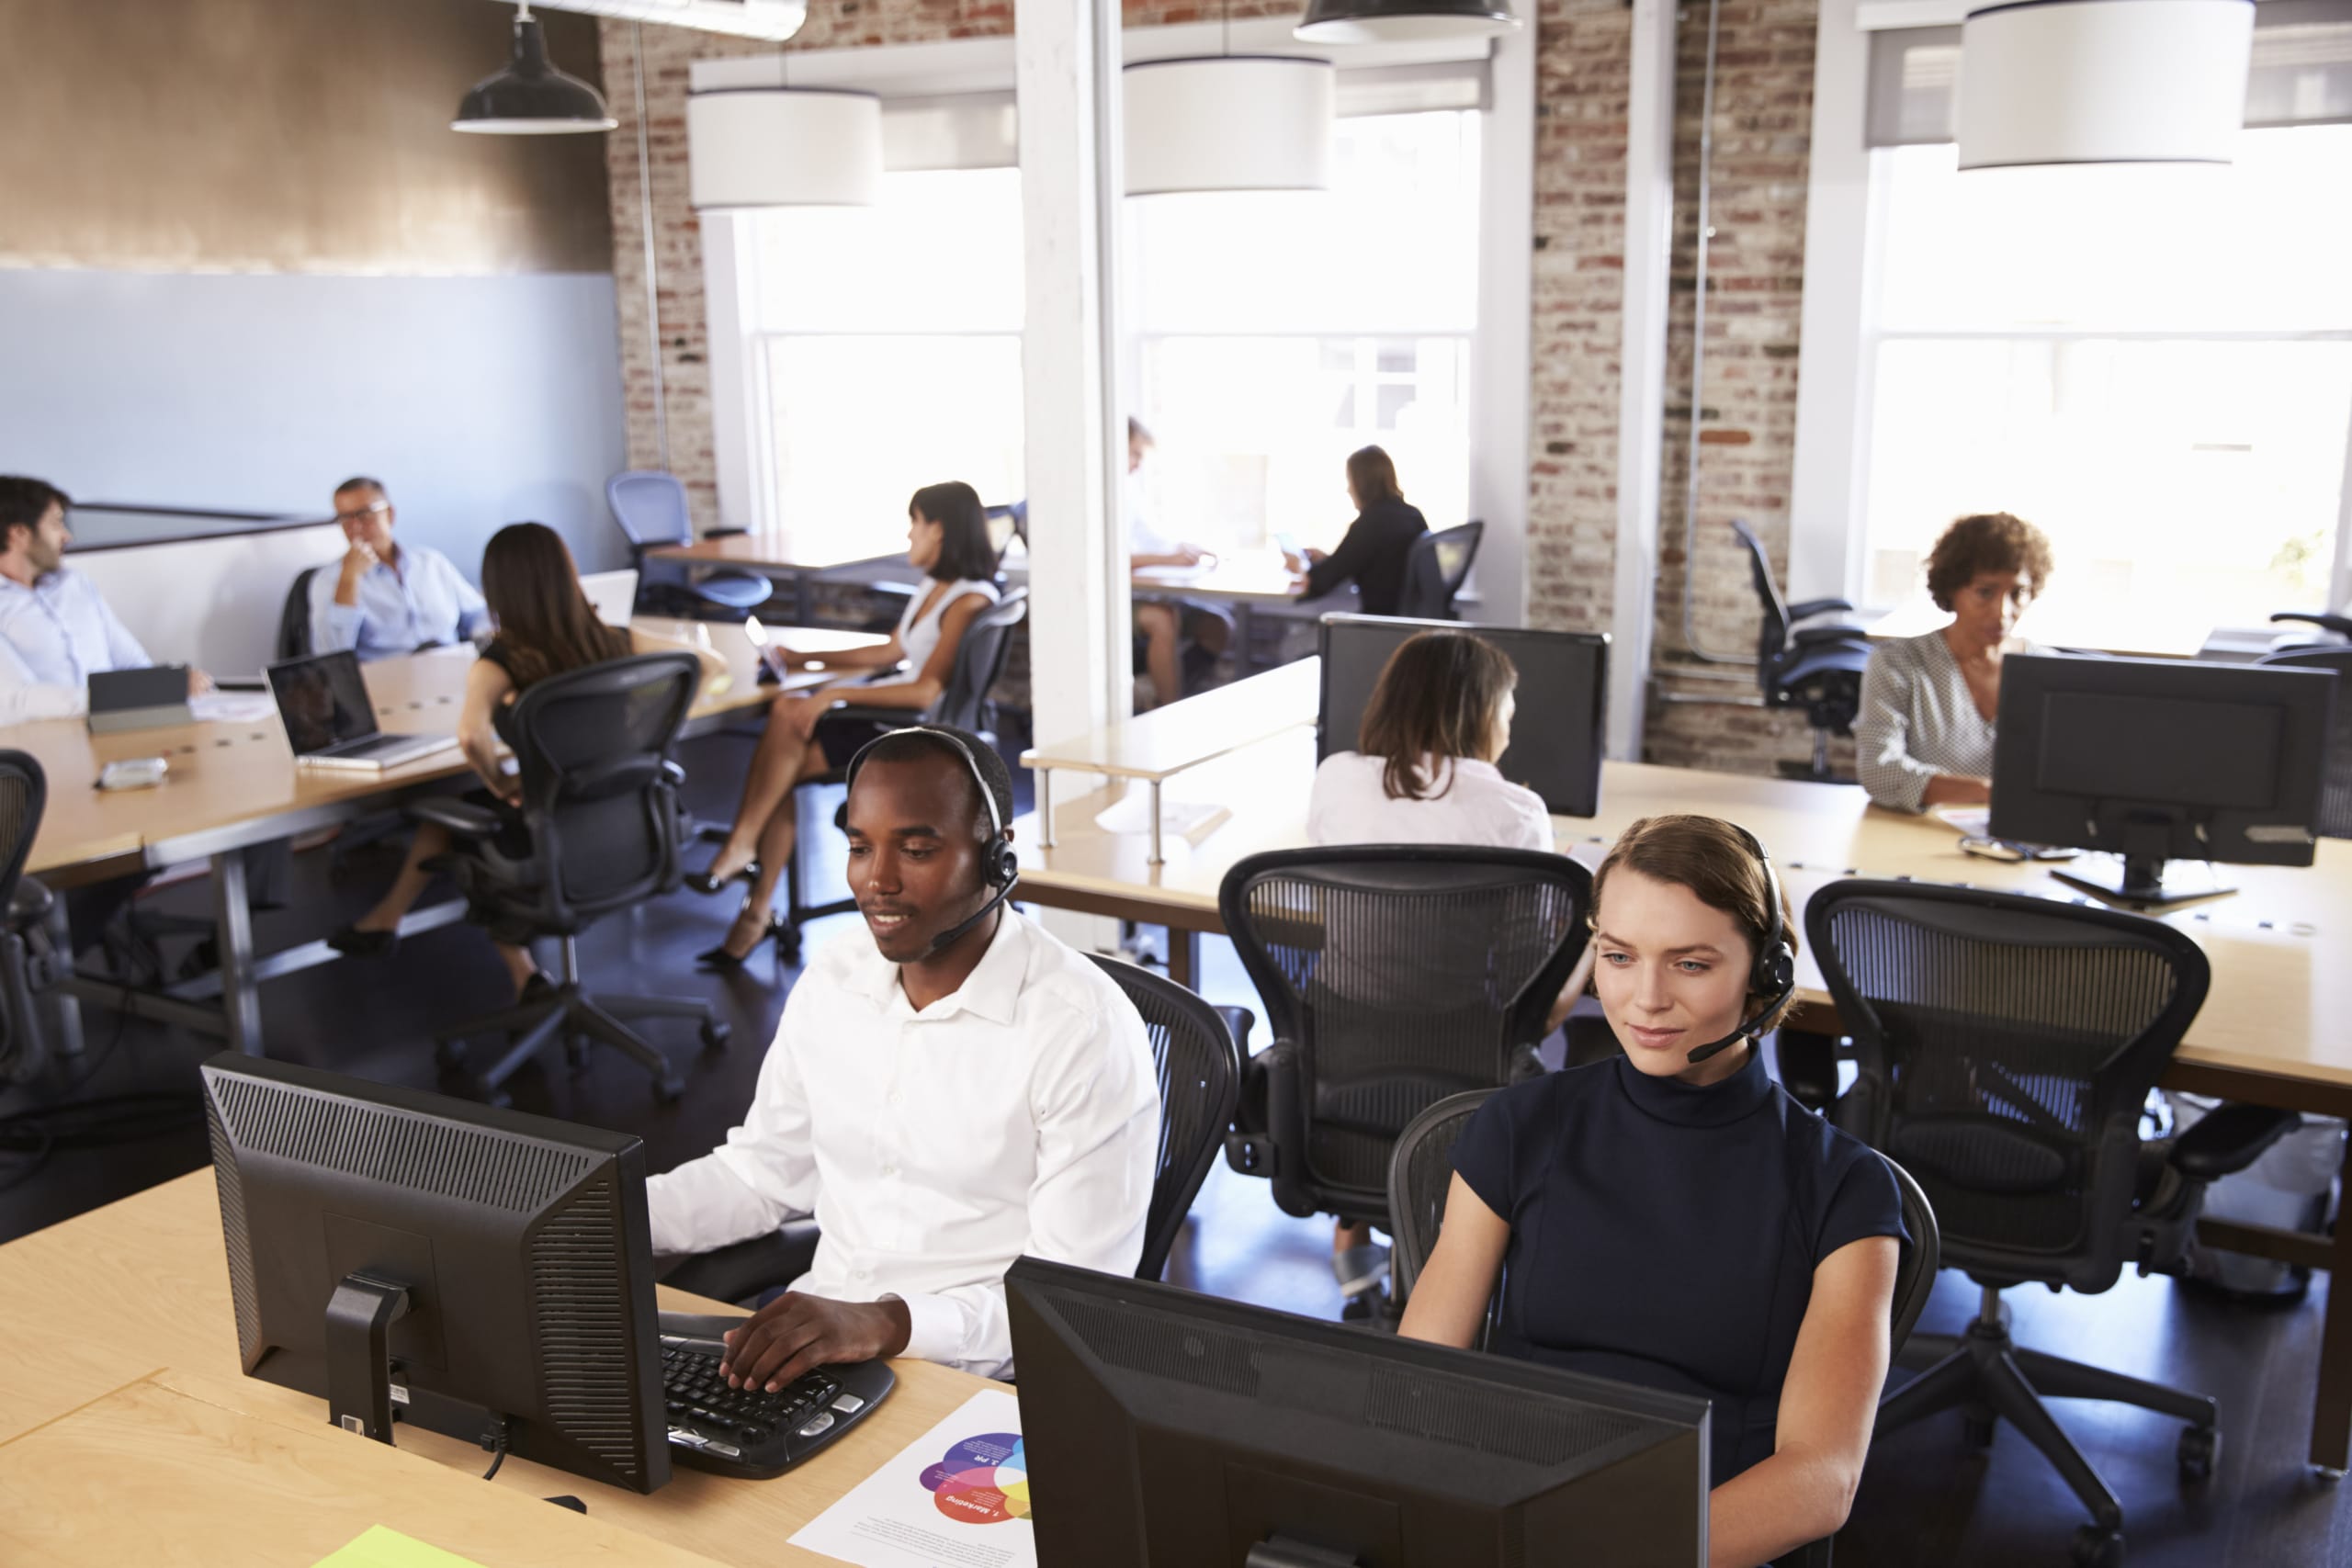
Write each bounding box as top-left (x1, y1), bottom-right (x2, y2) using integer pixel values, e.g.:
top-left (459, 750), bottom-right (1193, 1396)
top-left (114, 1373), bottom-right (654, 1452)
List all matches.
top-left (1010, 731), bottom-right (2352, 1470)
top-left (1021, 659), bottom-right (1321, 864)
top-left (8, 620), bottom-right (884, 1056)
top-left (0, 1171), bottom-right (1001, 1565)
top-left (1867, 595), bottom-right (2211, 661)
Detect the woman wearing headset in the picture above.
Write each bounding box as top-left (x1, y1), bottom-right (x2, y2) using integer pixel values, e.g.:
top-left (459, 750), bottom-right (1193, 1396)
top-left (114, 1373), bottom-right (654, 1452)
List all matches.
top-left (1399, 815), bottom-right (1907, 1568)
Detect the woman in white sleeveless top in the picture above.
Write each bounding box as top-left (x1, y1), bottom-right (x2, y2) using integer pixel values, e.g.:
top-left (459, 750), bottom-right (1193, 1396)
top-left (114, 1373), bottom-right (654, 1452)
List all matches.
top-left (689, 481), bottom-right (1001, 966)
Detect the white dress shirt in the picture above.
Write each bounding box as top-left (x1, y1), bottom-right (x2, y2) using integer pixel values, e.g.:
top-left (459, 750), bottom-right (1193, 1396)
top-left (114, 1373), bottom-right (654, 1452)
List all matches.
top-left (0, 567), bottom-right (153, 724)
top-left (645, 908), bottom-right (1159, 1381)
top-left (1307, 751), bottom-right (1554, 852)
top-left (309, 543), bottom-right (490, 662)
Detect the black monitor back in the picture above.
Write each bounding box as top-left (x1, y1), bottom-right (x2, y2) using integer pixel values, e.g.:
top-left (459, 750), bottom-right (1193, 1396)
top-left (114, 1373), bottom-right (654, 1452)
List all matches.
top-left (200, 1054), bottom-right (671, 1494)
top-left (1990, 653), bottom-right (2335, 868)
top-left (1007, 1258), bottom-right (1707, 1567)
top-left (1318, 615), bottom-right (1609, 818)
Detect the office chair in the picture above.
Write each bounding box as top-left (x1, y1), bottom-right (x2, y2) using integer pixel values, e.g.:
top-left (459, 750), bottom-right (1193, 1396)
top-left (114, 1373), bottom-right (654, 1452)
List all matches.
top-left (607, 469), bottom-right (774, 617)
top-left (276, 567), bottom-right (322, 660)
top-left (0, 751), bottom-right (60, 1086)
top-left (1397, 520), bottom-right (1483, 621)
top-left (2267, 607), bottom-right (2352, 649)
top-left (1730, 519), bottom-right (1873, 783)
top-left (759, 590), bottom-right (1028, 964)
top-left (1217, 846), bottom-right (1591, 1247)
top-left (662, 951), bottom-right (1247, 1309)
top-left (1806, 880), bottom-right (2299, 1567)
top-left (1086, 953), bottom-right (1245, 1283)
top-left (2257, 646), bottom-right (2352, 838)
top-left (410, 653), bottom-right (729, 1106)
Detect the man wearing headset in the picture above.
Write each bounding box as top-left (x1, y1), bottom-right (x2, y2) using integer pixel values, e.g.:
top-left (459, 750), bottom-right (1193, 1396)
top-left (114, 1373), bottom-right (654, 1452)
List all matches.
top-left (646, 725), bottom-right (1160, 1387)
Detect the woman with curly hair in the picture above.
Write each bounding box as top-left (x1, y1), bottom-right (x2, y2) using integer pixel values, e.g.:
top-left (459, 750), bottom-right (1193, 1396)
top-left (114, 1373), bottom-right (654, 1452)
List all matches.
top-left (1856, 512), bottom-right (2054, 813)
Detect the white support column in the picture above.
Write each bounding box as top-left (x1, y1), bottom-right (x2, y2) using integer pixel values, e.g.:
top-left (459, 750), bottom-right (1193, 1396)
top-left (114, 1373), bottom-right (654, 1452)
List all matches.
top-left (1018, 0), bottom-right (1129, 760)
top-left (1607, 0), bottom-right (1678, 761)
top-left (1468, 17), bottom-right (1537, 626)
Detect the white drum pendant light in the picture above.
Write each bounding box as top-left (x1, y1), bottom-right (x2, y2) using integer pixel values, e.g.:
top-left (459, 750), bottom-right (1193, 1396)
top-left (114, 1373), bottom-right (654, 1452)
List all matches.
top-left (1957, 0), bottom-right (2256, 170)
top-left (1125, 56), bottom-right (1335, 195)
top-left (688, 88), bottom-right (884, 209)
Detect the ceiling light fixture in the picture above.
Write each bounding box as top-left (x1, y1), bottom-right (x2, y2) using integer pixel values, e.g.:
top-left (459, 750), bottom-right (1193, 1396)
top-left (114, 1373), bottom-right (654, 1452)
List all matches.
top-left (454, 3), bottom-right (619, 135)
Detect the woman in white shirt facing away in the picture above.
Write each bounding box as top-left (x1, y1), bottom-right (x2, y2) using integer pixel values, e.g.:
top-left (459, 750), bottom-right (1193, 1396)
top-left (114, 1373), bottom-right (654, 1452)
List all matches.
top-left (1305, 628), bottom-right (1562, 1306)
top-left (1307, 628), bottom-right (1552, 852)
top-left (687, 481), bottom-right (1001, 967)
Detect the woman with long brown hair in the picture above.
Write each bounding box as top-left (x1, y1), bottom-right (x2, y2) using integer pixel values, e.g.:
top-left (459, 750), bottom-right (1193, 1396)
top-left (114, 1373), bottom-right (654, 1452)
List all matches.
top-left (1287, 445), bottom-right (1429, 616)
top-left (328, 522), bottom-right (725, 998)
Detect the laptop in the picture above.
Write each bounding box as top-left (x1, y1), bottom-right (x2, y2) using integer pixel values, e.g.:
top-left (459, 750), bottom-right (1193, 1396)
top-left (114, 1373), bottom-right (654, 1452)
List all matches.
top-left (581, 568), bottom-right (639, 628)
top-left (86, 665), bottom-right (193, 734)
top-left (266, 650), bottom-right (459, 772)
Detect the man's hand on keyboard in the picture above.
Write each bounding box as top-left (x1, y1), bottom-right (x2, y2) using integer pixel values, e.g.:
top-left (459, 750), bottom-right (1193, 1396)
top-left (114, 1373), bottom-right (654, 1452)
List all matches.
top-left (720, 1292), bottom-right (912, 1393)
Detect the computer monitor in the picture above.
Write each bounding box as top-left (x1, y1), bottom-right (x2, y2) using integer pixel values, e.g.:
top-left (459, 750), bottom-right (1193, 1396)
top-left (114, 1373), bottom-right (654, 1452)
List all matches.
top-left (1318, 615), bottom-right (1610, 818)
top-left (1005, 1258), bottom-right (1709, 1567)
top-left (1990, 652), bottom-right (2338, 904)
top-left (200, 1055), bottom-right (672, 1494)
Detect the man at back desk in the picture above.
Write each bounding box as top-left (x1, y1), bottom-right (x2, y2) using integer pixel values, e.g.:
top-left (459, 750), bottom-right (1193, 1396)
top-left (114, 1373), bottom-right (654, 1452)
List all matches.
top-left (309, 477), bottom-right (489, 660)
top-left (0, 475), bottom-right (209, 725)
top-left (648, 726), bottom-right (1160, 1386)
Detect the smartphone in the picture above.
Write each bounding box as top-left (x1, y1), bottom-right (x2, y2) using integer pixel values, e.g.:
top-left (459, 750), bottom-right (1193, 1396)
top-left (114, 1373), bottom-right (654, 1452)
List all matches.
top-left (97, 757), bottom-right (169, 792)
top-left (1274, 531), bottom-right (1300, 557)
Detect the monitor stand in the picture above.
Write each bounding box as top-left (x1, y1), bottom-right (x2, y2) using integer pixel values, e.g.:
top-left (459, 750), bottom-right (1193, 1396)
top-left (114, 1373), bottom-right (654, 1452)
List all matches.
top-left (1245, 1541), bottom-right (1363, 1568)
top-left (2053, 852), bottom-right (2234, 907)
top-left (324, 1272), bottom-right (411, 1442)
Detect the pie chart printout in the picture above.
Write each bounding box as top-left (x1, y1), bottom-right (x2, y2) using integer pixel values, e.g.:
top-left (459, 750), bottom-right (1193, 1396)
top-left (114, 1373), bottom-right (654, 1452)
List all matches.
top-left (919, 1430), bottom-right (1032, 1525)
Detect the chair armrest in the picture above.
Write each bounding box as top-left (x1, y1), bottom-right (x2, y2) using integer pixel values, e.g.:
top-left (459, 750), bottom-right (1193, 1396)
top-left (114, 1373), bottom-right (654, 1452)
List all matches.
top-left (704, 526), bottom-right (749, 540)
top-left (1792, 624), bottom-right (1871, 650)
top-left (1216, 1004), bottom-right (1255, 1055)
top-left (2270, 611), bottom-right (2352, 637)
top-left (404, 797), bottom-right (505, 840)
top-left (2169, 1103), bottom-right (2301, 1183)
top-left (6, 874), bottom-right (54, 930)
top-left (1788, 597), bottom-right (1856, 621)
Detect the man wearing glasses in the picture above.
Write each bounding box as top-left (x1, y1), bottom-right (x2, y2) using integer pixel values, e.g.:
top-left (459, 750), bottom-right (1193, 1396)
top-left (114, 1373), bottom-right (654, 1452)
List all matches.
top-left (308, 477), bottom-right (489, 661)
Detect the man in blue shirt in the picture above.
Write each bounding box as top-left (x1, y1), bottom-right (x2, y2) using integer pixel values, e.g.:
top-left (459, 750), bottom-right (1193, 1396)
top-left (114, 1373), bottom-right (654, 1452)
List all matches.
top-left (0, 475), bottom-right (207, 725)
top-left (308, 477), bottom-right (490, 660)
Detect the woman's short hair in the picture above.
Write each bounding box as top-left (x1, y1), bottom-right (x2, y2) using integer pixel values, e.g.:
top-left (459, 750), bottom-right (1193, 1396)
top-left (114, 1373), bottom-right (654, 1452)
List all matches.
top-left (1589, 814), bottom-right (1799, 1034)
top-left (909, 481), bottom-right (997, 583)
top-left (1924, 513), bottom-right (2054, 612)
top-left (1346, 445), bottom-right (1403, 508)
top-left (1357, 630), bottom-right (1517, 801)
top-left (480, 521), bottom-right (630, 688)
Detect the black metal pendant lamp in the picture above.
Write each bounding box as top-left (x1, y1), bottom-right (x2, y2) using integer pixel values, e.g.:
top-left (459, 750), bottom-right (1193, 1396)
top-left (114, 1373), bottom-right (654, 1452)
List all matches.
top-left (454, 3), bottom-right (618, 135)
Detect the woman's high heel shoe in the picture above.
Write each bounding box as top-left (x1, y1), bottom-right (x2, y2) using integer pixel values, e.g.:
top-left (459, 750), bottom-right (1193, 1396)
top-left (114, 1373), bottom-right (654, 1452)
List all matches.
top-left (685, 856), bottom-right (760, 897)
top-left (696, 914), bottom-right (789, 971)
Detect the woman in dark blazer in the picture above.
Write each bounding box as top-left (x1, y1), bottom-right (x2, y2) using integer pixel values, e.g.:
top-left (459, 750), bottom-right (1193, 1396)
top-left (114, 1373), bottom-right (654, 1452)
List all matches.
top-left (1290, 445), bottom-right (1427, 617)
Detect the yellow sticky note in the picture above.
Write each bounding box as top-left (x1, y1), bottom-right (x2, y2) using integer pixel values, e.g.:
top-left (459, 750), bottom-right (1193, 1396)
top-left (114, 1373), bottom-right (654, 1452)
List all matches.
top-left (312, 1525), bottom-right (490, 1568)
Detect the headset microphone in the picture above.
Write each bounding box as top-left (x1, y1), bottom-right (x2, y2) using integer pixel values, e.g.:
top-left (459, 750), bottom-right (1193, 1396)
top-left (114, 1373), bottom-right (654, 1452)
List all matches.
top-left (843, 726), bottom-right (1020, 957)
top-left (1683, 823), bottom-right (1796, 1066)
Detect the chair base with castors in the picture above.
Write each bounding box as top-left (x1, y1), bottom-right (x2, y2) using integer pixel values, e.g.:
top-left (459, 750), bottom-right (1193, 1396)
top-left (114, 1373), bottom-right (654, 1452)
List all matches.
top-left (1878, 1283), bottom-right (2217, 1565)
top-left (436, 934), bottom-right (728, 1108)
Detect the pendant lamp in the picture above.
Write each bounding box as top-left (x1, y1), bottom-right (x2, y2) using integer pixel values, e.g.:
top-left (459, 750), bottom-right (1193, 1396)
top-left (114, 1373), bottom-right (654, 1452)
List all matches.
top-left (688, 87), bottom-right (885, 209)
top-left (1125, 56), bottom-right (1335, 195)
top-left (1957, 0), bottom-right (2256, 169)
top-left (454, 3), bottom-right (617, 135)
top-left (1295, 0), bottom-right (1520, 45)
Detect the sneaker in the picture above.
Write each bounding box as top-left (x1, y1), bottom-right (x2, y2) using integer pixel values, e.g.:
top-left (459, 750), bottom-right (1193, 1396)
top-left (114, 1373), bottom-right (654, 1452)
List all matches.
top-left (1333, 1242), bottom-right (1391, 1299)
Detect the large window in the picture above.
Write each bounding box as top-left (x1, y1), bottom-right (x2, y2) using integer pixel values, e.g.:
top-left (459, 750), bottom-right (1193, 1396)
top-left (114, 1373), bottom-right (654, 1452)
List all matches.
top-left (1127, 110), bottom-right (1482, 554)
top-left (738, 168), bottom-right (1024, 565)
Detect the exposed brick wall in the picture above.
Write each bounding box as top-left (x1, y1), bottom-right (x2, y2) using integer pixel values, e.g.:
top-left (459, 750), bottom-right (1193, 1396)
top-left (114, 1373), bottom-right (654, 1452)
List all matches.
top-left (605, 1), bottom-right (1829, 775)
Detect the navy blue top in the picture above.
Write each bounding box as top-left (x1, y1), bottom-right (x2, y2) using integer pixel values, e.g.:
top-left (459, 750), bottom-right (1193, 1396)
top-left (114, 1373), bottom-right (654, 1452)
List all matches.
top-left (1452, 1045), bottom-right (1908, 1486)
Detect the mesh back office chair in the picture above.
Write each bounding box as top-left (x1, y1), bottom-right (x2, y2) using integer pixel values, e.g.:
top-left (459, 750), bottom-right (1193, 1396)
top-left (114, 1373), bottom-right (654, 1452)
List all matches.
top-left (762, 590), bottom-right (1029, 963)
top-left (1217, 847), bottom-right (1591, 1233)
top-left (0, 752), bottom-right (60, 1086)
top-left (410, 654), bottom-right (729, 1106)
top-left (1396, 521), bottom-right (1483, 621)
top-left (1807, 880), bottom-right (2298, 1567)
top-left (1086, 953), bottom-right (1244, 1281)
top-left (662, 948), bottom-right (1245, 1307)
top-left (2257, 646), bottom-right (2352, 839)
top-left (277, 567), bottom-right (322, 660)
top-left (1731, 519), bottom-right (1873, 784)
top-left (608, 469), bottom-right (774, 616)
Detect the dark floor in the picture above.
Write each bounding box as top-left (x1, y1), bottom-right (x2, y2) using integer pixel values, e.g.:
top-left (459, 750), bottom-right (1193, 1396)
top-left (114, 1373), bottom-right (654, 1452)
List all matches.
top-left (1, 731), bottom-right (2346, 1565)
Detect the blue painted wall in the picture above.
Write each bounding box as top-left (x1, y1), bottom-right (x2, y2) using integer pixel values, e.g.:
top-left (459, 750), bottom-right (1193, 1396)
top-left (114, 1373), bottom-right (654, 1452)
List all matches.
top-left (0, 267), bottom-right (629, 578)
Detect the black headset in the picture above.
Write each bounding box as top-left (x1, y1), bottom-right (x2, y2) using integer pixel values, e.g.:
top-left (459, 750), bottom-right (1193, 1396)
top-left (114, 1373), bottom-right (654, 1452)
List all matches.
top-left (843, 726), bottom-right (1019, 953)
top-left (1683, 822), bottom-right (1797, 1066)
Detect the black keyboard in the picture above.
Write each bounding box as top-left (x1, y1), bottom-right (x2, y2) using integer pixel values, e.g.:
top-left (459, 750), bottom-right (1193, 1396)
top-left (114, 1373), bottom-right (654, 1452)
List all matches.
top-left (657, 1315), bottom-right (896, 1481)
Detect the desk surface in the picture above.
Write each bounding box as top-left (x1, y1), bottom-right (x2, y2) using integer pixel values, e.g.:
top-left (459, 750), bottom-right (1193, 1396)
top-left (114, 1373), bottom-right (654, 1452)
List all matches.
top-left (1866, 595), bottom-right (2211, 660)
top-left (648, 535), bottom-right (839, 572)
top-left (12, 619), bottom-right (885, 882)
top-left (1012, 729), bottom-right (2352, 1093)
top-left (0, 1171), bottom-right (1001, 1566)
top-left (1021, 658), bottom-right (1321, 782)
